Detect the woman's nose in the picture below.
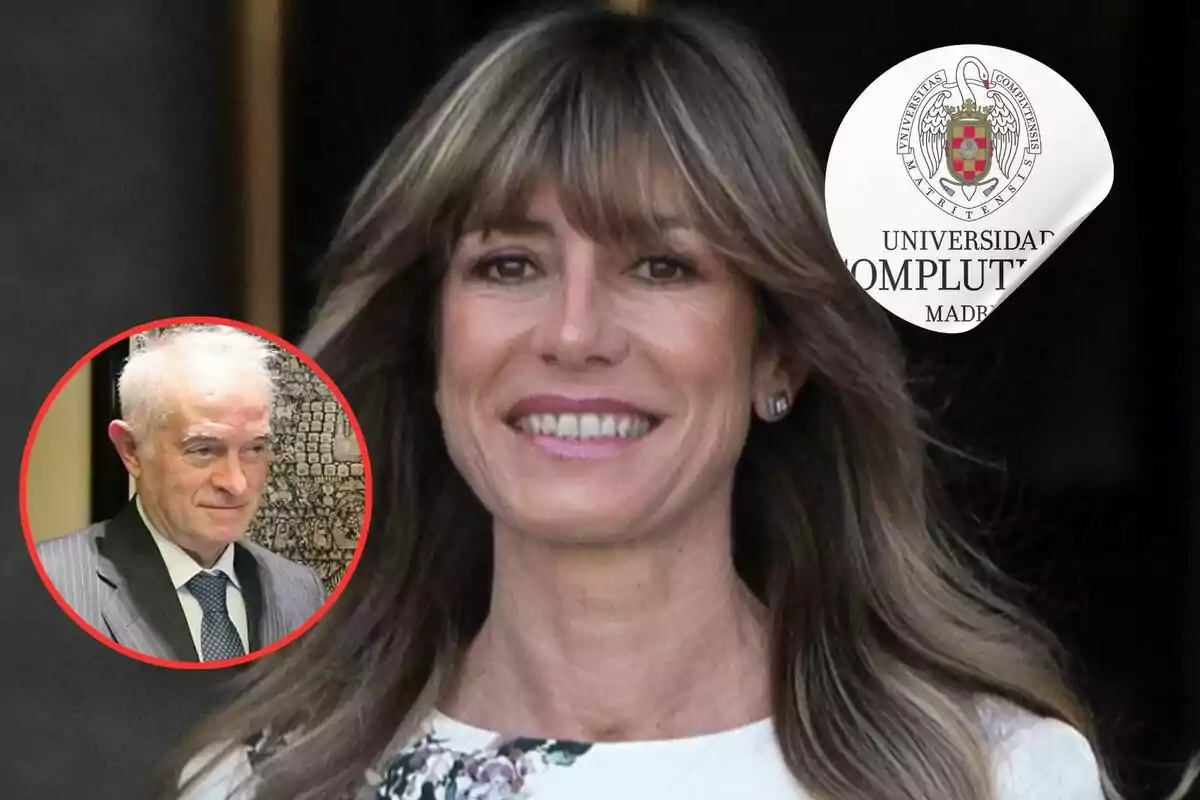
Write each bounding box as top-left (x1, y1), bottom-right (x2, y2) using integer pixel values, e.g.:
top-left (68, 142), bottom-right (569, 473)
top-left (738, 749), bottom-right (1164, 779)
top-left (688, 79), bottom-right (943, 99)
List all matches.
top-left (531, 254), bottom-right (629, 369)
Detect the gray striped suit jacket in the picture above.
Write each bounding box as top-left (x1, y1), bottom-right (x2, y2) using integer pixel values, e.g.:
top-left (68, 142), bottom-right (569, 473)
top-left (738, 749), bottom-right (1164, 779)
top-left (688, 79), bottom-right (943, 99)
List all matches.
top-left (36, 500), bottom-right (327, 661)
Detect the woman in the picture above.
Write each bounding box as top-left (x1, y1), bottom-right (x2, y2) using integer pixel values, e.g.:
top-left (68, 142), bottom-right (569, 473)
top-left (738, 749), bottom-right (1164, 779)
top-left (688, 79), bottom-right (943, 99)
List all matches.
top-left (168, 6), bottom-right (1129, 799)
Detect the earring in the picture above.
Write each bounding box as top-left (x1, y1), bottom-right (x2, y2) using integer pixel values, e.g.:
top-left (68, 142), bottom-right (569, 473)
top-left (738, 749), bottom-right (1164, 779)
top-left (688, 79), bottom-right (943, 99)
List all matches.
top-left (763, 389), bottom-right (790, 422)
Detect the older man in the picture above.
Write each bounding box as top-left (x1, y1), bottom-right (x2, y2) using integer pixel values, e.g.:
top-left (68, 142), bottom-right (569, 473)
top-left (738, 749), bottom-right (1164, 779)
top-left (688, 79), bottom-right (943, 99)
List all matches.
top-left (37, 325), bottom-right (327, 663)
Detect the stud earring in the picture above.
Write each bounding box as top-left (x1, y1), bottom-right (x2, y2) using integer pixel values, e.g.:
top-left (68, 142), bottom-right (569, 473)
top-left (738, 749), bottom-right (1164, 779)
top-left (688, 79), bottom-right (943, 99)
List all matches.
top-left (763, 390), bottom-right (791, 422)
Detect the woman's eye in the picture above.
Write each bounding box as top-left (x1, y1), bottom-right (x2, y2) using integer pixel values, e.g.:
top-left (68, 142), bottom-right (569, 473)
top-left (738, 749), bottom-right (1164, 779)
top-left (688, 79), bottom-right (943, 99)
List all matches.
top-left (475, 256), bottom-right (540, 283)
top-left (631, 256), bottom-right (694, 283)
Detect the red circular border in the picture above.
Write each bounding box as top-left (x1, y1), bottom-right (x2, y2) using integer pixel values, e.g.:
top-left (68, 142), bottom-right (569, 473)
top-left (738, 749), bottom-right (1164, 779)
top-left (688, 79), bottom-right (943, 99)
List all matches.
top-left (19, 315), bottom-right (374, 670)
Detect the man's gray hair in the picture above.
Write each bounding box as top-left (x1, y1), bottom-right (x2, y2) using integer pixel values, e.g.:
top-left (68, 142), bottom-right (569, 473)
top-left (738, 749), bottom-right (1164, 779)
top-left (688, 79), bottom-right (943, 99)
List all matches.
top-left (117, 324), bottom-right (278, 441)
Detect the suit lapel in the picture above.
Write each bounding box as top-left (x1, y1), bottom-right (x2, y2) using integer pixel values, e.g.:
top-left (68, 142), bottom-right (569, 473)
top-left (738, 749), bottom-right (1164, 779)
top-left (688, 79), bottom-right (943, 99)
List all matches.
top-left (97, 588), bottom-right (176, 660)
top-left (95, 501), bottom-right (199, 662)
top-left (234, 544), bottom-right (264, 652)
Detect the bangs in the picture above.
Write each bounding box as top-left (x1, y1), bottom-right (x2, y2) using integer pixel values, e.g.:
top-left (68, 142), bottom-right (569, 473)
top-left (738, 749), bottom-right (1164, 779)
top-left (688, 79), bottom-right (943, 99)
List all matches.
top-left (465, 112), bottom-right (690, 246)
top-left (437, 23), bottom-right (748, 257)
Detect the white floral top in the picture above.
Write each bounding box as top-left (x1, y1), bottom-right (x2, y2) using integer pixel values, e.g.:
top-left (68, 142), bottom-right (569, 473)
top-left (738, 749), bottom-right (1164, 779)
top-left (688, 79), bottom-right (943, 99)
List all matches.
top-left (183, 698), bottom-right (1104, 799)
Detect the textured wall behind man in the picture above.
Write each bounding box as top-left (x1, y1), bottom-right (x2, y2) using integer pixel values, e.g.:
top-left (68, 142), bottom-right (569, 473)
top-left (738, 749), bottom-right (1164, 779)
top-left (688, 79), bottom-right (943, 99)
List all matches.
top-left (248, 351), bottom-right (364, 593)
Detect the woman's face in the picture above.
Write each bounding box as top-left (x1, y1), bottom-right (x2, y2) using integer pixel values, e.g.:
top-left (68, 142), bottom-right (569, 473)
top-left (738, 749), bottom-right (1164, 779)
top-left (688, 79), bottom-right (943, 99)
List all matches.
top-left (437, 183), bottom-right (785, 543)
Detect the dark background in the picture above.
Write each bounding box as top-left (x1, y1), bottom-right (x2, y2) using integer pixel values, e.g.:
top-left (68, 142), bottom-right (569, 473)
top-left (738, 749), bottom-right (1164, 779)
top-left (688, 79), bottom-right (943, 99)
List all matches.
top-left (91, 340), bottom-right (132, 522)
top-left (3, 1), bottom-right (1197, 798)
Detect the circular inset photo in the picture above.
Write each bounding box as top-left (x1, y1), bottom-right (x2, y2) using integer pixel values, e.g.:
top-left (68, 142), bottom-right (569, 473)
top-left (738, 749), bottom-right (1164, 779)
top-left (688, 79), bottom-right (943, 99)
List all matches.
top-left (20, 316), bottom-right (373, 668)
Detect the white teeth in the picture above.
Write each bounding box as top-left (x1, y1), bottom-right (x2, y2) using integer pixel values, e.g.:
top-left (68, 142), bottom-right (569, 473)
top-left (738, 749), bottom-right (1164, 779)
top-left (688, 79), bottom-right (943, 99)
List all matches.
top-left (557, 414), bottom-right (579, 437)
top-left (579, 413), bottom-right (600, 437)
top-left (514, 412), bottom-right (654, 440)
top-left (600, 415), bottom-right (617, 437)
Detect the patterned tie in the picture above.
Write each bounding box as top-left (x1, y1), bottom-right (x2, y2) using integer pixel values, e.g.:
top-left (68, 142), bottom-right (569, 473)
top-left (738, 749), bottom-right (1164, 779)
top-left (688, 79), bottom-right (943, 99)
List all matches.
top-left (185, 571), bottom-right (246, 661)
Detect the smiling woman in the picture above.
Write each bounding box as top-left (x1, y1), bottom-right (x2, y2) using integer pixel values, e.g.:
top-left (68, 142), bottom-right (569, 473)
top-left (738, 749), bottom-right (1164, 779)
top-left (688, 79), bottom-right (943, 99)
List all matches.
top-left (162, 6), bottom-right (1138, 800)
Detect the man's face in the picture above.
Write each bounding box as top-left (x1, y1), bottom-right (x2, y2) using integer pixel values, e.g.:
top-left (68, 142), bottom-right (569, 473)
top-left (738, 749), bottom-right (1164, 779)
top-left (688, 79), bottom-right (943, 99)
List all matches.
top-left (123, 377), bottom-right (272, 559)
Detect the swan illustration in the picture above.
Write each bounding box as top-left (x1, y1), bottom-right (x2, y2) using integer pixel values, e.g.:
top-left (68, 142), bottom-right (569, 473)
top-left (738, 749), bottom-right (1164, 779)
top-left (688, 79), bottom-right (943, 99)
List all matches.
top-left (917, 56), bottom-right (1020, 198)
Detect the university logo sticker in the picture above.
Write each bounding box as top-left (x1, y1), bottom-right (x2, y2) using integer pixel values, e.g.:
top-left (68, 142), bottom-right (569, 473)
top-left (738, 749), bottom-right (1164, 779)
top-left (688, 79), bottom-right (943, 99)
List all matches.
top-left (825, 45), bottom-right (1112, 333)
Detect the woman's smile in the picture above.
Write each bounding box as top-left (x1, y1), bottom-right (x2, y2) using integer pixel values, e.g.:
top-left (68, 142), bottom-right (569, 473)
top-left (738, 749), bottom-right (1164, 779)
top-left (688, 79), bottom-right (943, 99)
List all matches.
top-left (505, 394), bottom-right (664, 460)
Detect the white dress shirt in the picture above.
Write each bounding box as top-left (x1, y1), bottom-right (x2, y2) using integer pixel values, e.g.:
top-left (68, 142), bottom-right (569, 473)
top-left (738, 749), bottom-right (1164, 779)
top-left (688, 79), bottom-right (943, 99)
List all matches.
top-left (136, 498), bottom-right (250, 659)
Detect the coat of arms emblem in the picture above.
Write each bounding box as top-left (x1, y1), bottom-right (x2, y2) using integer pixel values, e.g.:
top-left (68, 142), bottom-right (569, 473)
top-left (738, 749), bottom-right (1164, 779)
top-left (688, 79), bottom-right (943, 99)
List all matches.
top-left (897, 56), bottom-right (1042, 219)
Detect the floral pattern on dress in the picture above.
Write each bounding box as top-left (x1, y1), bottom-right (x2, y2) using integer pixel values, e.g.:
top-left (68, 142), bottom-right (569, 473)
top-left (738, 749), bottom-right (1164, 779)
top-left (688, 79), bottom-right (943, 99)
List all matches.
top-left (374, 733), bottom-right (593, 800)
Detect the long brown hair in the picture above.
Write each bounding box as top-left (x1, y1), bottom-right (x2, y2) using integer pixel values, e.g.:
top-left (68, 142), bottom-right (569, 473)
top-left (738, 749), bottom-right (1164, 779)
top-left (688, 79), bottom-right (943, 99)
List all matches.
top-left (165, 6), bottom-right (1123, 799)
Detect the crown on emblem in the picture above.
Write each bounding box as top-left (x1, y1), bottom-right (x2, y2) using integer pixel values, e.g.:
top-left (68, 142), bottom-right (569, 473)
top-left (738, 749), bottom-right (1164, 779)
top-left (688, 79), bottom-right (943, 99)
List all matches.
top-left (947, 98), bottom-right (992, 121)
